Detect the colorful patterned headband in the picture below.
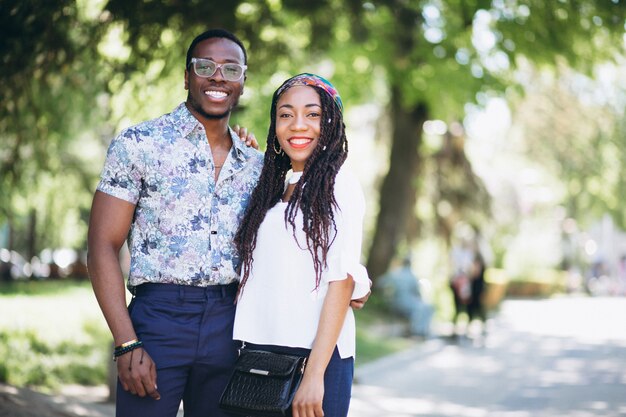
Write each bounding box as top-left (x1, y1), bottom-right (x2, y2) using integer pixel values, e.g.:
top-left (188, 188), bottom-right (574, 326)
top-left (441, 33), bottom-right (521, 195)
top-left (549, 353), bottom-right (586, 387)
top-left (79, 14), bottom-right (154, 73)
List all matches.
top-left (275, 73), bottom-right (343, 113)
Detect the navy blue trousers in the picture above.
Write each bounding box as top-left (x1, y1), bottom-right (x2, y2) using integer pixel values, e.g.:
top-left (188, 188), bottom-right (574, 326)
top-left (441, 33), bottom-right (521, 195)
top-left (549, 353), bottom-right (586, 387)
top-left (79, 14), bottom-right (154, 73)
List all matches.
top-left (116, 283), bottom-right (239, 417)
top-left (244, 342), bottom-right (354, 417)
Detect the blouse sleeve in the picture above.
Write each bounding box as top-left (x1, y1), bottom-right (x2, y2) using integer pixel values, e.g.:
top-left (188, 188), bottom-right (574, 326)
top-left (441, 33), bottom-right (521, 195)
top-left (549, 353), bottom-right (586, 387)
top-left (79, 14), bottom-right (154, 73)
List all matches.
top-left (322, 168), bottom-right (371, 299)
top-left (96, 129), bottom-right (143, 204)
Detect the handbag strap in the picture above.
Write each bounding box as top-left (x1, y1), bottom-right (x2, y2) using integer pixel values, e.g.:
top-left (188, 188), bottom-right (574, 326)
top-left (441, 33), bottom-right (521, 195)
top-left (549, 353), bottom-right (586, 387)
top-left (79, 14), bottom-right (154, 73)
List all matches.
top-left (238, 342), bottom-right (308, 373)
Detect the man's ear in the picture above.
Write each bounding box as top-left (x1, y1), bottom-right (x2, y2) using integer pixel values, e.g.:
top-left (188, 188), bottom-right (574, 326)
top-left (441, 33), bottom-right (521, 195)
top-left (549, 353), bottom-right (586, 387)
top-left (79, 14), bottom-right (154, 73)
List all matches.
top-left (184, 69), bottom-right (189, 90)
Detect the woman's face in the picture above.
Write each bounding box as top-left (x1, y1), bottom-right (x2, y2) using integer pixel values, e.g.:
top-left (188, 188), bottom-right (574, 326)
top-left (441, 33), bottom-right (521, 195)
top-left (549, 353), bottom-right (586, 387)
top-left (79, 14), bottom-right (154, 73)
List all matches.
top-left (275, 85), bottom-right (321, 172)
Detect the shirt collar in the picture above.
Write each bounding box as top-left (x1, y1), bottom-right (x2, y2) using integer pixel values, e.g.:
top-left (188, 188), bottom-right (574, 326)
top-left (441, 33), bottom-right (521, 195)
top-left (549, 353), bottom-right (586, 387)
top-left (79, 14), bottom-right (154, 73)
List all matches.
top-left (171, 103), bottom-right (200, 138)
top-left (172, 103), bottom-right (248, 162)
top-left (228, 126), bottom-right (247, 162)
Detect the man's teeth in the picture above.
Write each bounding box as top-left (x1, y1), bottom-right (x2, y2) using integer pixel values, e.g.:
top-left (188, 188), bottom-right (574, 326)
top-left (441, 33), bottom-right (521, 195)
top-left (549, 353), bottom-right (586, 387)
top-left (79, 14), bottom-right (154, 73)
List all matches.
top-left (205, 90), bottom-right (227, 98)
top-left (290, 138), bottom-right (311, 145)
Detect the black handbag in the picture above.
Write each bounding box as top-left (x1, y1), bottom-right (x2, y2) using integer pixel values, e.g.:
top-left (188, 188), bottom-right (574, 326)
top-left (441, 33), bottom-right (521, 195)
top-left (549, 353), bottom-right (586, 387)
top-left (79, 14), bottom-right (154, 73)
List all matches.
top-left (219, 346), bottom-right (308, 417)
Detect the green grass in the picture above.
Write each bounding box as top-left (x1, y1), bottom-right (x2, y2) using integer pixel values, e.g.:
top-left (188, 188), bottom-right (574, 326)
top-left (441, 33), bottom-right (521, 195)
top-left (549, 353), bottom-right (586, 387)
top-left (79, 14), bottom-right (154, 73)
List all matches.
top-left (0, 280), bottom-right (111, 391)
top-left (0, 326), bottom-right (109, 390)
top-left (354, 299), bottom-right (414, 364)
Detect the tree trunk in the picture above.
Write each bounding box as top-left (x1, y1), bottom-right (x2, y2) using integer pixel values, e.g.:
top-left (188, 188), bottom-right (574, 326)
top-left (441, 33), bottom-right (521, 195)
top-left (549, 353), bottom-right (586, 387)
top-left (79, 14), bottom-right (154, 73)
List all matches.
top-left (8, 219), bottom-right (15, 252)
top-left (27, 208), bottom-right (37, 261)
top-left (366, 88), bottom-right (428, 282)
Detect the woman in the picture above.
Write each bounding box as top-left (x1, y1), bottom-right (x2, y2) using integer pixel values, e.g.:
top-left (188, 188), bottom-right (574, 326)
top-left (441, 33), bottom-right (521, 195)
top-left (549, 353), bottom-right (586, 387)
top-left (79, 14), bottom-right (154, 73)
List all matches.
top-left (233, 73), bottom-right (370, 417)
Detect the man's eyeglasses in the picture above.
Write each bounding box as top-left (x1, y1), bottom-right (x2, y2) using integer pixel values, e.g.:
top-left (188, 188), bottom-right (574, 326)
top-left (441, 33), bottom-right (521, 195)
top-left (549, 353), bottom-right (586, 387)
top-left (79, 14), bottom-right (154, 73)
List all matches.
top-left (190, 58), bottom-right (247, 82)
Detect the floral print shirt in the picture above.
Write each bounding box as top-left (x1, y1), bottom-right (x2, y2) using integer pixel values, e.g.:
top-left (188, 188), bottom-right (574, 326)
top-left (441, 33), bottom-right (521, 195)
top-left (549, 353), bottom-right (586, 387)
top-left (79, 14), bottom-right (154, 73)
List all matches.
top-left (97, 103), bottom-right (264, 288)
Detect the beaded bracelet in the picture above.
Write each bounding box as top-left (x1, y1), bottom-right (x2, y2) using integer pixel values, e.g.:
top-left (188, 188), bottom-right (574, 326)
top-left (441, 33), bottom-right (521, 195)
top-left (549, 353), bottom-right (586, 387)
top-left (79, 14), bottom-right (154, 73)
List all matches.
top-left (113, 340), bottom-right (143, 360)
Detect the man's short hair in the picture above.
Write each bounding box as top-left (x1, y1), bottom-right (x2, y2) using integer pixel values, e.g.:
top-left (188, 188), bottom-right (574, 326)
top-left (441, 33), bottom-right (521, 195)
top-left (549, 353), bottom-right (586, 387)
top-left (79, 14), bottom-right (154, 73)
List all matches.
top-left (185, 29), bottom-right (248, 69)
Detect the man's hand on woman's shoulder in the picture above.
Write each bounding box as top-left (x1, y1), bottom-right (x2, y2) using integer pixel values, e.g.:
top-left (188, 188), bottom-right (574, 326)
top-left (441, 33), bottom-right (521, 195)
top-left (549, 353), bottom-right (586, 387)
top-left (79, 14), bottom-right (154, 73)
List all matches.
top-left (233, 125), bottom-right (259, 150)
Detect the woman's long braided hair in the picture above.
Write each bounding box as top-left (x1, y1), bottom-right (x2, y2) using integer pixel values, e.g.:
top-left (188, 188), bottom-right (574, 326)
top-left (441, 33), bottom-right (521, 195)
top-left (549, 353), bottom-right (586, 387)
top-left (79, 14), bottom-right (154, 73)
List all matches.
top-left (235, 84), bottom-right (348, 293)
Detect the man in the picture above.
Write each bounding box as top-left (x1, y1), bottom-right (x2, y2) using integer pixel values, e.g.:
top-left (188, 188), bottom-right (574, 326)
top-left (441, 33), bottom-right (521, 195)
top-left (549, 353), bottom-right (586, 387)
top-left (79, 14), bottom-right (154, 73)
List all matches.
top-left (88, 28), bottom-right (261, 417)
top-left (88, 29), bottom-right (369, 417)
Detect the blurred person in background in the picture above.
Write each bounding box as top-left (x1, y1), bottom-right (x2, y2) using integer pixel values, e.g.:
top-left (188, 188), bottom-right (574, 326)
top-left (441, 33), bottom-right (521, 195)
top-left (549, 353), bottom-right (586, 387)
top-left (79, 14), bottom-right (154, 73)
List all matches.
top-left (467, 252), bottom-right (487, 335)
top-left (379, 256), bottom-right (434, 338)
top-left (449, 240), bottom-right (473, 335)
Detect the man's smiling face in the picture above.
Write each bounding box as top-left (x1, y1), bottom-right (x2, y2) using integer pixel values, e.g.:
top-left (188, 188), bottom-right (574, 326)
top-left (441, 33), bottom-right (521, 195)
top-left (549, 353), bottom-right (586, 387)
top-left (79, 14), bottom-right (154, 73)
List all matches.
top-left (184, 37), bottom-right (246, 121)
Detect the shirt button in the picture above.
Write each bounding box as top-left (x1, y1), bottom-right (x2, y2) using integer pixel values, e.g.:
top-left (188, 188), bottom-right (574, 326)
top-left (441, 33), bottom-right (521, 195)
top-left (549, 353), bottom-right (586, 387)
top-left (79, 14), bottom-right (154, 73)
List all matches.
top-left (211, 266), bottom-right (218, 271)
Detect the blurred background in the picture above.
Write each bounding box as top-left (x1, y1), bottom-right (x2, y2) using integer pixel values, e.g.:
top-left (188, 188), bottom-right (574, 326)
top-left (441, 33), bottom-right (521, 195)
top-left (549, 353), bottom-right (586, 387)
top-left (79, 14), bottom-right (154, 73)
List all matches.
top-left (1, 0), bottom-right (626, 415)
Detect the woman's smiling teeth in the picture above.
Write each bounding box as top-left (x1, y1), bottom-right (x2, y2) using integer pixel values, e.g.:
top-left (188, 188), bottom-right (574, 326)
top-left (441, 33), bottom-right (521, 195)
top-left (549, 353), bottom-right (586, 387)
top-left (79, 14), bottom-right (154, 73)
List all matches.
top-left (289, 137), bottom-right (313, 148)
top-left (205, 90), bottom-right (227, 99)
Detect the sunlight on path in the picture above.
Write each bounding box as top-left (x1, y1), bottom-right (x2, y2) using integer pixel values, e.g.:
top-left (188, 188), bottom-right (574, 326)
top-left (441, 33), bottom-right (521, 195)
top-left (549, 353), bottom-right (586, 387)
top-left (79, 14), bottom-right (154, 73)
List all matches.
top-left (349, 296), bottom-right (626, 417)
top-left (496, 296), bottom-right (626, 343)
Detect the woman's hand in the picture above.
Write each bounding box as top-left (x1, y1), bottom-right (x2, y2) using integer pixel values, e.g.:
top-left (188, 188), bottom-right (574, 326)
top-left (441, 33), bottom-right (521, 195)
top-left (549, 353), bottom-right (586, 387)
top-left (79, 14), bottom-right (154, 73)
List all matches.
top-left (350, 290), bottom-right (370, 310)
top-left (350, 278), bottom-right (372, 310)
top-left (292, 373), bottom-right (325, 417)
top-left (233, 124), bottom-right (259, 149)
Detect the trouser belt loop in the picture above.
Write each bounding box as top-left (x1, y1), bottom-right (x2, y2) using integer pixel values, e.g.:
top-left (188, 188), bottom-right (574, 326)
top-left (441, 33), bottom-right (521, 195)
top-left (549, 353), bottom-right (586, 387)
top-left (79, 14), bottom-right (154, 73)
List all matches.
top-left (178, 285), bottom-right (184, 302)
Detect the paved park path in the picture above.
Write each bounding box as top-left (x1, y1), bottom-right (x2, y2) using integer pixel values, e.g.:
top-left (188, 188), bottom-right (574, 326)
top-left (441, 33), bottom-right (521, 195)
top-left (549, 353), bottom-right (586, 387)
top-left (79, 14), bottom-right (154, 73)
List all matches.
top-left (350, 296), bottom-right (626, 417)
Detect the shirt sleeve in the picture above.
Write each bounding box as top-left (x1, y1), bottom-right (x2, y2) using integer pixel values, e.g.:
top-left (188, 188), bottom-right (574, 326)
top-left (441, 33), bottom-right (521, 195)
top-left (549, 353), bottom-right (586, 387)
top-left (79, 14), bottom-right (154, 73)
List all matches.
top-left (96, 129), bottom-right (143, 204)
top-left (322, 169), bottom-right (371, 299)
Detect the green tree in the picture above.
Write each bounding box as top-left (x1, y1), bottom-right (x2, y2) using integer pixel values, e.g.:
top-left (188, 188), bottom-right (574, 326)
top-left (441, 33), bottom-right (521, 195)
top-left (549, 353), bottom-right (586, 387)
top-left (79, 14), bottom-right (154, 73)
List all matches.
top-left (511, 64), bottom-right (626, 230)
top-left (338, 0), bottom-right (626, 280)
top-left (0, 0), bottom-right (111, 256)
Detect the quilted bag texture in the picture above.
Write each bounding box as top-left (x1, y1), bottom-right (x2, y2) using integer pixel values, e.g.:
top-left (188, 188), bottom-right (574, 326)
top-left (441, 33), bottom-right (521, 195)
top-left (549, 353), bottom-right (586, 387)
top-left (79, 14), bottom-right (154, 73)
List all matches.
top-left (219, 349), bottom-right (308, 417)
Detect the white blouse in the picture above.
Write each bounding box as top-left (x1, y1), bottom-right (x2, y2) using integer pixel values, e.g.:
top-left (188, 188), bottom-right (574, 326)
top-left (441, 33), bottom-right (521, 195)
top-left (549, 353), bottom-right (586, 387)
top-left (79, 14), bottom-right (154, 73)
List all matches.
top-left (233, 167), bottom-right (370, 358)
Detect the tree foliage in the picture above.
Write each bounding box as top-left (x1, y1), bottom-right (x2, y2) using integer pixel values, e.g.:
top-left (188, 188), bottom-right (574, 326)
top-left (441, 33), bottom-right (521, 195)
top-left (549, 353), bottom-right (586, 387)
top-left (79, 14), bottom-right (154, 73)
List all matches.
top-left (511, 64), bottom-right (626, 230)
top-left (0, 0), bottom-right (110, 254)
